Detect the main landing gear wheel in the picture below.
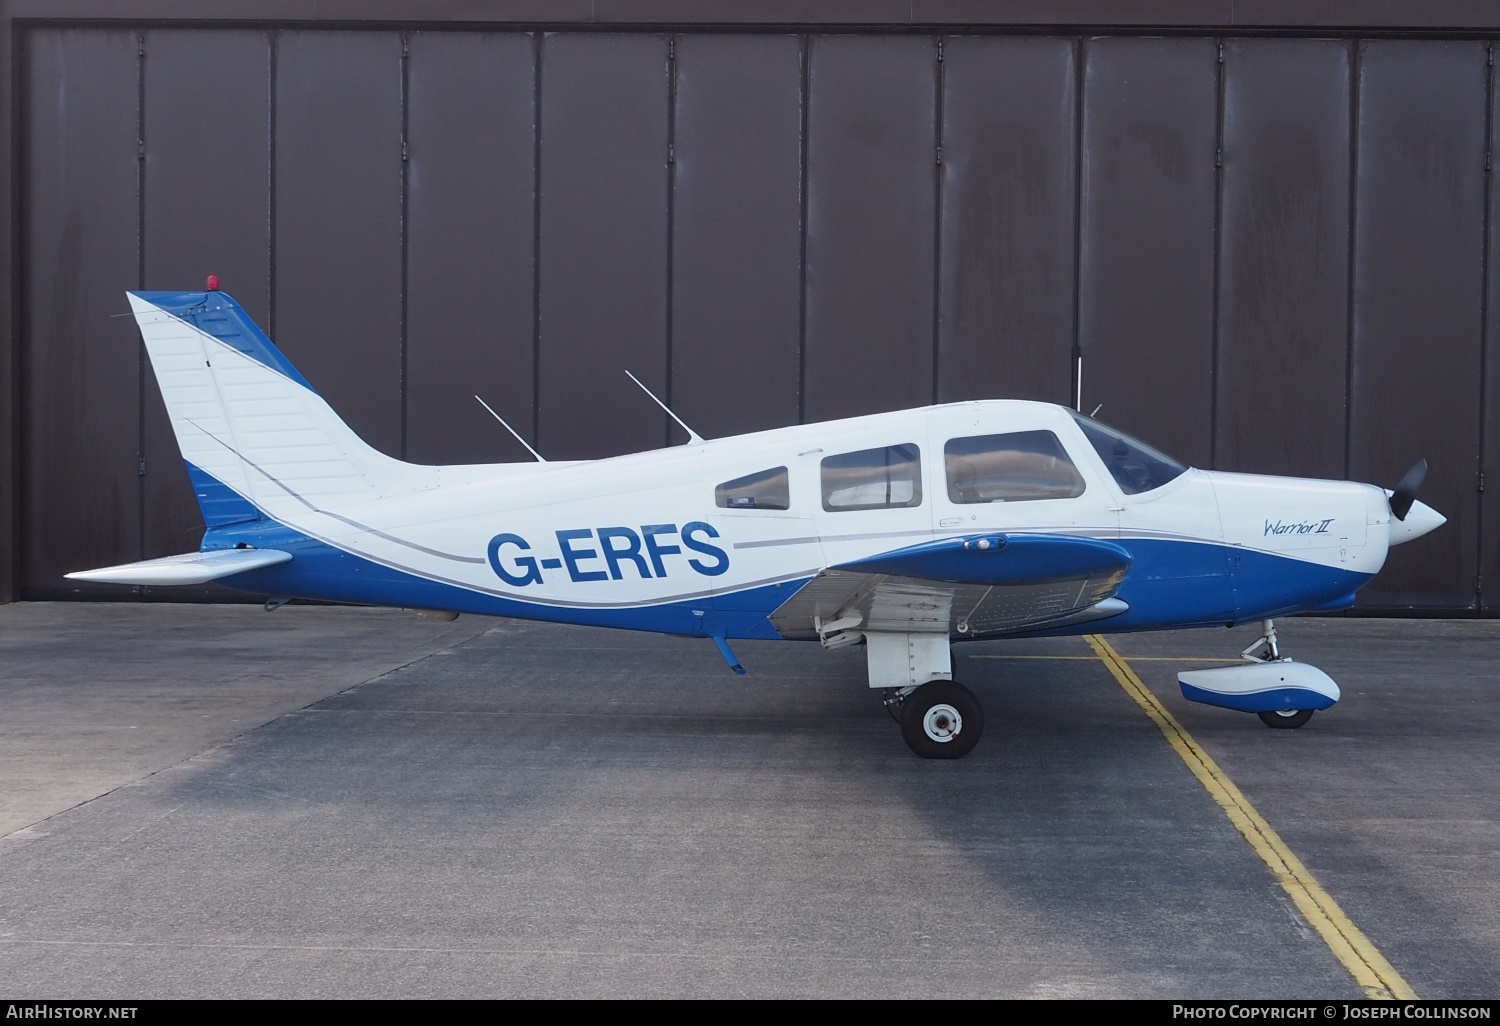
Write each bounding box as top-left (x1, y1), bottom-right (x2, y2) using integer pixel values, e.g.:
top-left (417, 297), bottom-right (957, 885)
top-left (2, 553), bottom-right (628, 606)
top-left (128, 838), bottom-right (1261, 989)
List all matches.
top-left (1258, 708), bottom-right (1314, 729)
top-left (900, 681), bottom-right (984, 759)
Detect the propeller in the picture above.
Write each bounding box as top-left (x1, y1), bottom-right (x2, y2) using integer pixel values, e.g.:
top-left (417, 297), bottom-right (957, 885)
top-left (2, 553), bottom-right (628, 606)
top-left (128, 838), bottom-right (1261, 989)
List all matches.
top-left (1388, 458), bottom-right (1428, 522)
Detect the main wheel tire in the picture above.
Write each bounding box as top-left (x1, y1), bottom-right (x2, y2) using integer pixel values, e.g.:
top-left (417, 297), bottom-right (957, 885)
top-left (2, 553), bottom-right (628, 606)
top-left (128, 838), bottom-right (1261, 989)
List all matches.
top-left (900, 681), bottom-right (984, 759)
top-left (1258, 708), bottom-right (1314, 729)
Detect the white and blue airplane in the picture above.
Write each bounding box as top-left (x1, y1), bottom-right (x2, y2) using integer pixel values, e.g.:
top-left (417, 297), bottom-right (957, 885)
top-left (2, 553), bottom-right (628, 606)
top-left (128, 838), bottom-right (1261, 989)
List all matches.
top-left (69, 285), bottom-right (1446, 759)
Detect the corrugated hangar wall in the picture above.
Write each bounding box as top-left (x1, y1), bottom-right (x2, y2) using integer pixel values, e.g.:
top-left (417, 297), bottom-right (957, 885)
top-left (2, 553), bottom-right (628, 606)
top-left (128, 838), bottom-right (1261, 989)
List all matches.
top-left (8, 22), bottom-right (1500, 612)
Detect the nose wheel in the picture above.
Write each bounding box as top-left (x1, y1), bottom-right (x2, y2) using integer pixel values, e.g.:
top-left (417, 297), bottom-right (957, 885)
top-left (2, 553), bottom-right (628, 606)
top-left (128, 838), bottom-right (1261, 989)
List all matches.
top-left (1258, 708), bottom-right (1314, 729)
top-left (891, 681), bottom-right (984, 759)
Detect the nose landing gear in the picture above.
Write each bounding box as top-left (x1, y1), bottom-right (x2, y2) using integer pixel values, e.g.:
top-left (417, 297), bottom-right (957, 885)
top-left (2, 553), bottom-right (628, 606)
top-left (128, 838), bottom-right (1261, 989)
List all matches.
top-left (1177, 619), bottom-right (1342, 728)
top-left (1243, 620), bottom-right (1316, 729)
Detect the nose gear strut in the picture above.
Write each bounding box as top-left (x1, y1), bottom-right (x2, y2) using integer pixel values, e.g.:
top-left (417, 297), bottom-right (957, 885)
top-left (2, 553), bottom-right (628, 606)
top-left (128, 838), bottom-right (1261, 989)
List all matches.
top-left (1241, 619), bottom-right (1285, 663)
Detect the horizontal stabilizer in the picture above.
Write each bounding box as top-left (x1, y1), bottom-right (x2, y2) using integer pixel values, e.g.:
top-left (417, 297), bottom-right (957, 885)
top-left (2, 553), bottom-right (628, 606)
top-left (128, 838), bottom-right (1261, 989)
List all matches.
top-left (65, 549), bottom-right (292, 586)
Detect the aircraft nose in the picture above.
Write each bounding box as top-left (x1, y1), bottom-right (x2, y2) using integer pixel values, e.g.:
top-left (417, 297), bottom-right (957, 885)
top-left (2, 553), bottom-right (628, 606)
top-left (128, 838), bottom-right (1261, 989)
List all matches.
top-left (1389, 499), bottom-right (1446, 546)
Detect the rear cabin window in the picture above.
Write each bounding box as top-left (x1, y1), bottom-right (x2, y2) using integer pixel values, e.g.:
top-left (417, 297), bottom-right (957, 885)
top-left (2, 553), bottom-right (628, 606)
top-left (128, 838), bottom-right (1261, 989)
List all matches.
top-left (944, 431), bottom-right (1086, 503)
top-left (715, 467), bottom-right (790, 510)
top-left (1071, 413), bottom-right (1187, 495)
top-left (821, 444), bottom-right (923, 511)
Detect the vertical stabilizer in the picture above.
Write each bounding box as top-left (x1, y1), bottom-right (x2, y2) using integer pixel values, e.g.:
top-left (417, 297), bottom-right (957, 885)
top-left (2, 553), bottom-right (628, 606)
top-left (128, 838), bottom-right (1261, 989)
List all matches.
top-left (128, 290), bottom-right (409, 526)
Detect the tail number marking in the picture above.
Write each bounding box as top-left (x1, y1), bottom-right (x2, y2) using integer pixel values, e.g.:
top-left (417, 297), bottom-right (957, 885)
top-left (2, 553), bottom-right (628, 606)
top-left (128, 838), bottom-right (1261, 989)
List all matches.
top-left (487, 523), bottom-right (728, 587)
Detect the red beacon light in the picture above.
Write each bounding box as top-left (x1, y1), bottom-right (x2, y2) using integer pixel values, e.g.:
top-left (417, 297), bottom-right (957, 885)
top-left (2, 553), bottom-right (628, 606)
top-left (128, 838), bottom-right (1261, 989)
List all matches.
top-left (206, 274), bottom-right (219, 291)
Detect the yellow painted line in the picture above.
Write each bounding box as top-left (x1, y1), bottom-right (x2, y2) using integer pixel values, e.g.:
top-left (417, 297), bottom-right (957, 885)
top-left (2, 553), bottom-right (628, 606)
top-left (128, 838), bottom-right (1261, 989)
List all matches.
top-left (1084, 634), bottom-right (1417, 1001)
top-left (970, 654), bottom-right (1242, 662)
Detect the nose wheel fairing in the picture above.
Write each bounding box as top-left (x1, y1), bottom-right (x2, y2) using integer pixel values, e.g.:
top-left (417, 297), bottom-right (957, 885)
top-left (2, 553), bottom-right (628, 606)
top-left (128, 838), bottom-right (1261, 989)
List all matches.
top-left (1176, 620), bottom-right (1341, 726)
top-left (1178, 668), bottom-right (1340, 714)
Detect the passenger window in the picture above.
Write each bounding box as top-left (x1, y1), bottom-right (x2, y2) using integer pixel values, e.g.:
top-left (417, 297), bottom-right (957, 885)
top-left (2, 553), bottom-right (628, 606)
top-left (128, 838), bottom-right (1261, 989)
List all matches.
top-left (944, 431), bottom-right (1086, 503)
top-left (715, 466), bottom-right (790, 510)
top-left (821, 444), bottom-right (923, 511)
top-left (1070, 413), bottom-right (1187, 495)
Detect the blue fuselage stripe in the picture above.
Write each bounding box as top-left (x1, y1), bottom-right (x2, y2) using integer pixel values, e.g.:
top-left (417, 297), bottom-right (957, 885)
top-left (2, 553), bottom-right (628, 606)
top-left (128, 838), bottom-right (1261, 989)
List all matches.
top-left (196, 472), bottom-right (1373, 640)
top-left (208, 518), bottom-right (797, 640)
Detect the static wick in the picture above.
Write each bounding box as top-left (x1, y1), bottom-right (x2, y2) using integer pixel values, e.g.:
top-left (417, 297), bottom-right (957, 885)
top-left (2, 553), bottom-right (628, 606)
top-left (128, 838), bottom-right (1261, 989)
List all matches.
top-left (474, 395), bottom-right (546, 462)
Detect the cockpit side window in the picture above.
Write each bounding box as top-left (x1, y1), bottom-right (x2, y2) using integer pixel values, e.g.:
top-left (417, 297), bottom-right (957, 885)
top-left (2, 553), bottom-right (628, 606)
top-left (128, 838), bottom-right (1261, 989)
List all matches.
top-left (1071, 413), bottom-right (1187, 495)
top-left (715, 466), bottom-right (790, 510)
top-left (944, 431), bottom-right (1086, 503)
top-left (821, 444), bottom-right (923, 511)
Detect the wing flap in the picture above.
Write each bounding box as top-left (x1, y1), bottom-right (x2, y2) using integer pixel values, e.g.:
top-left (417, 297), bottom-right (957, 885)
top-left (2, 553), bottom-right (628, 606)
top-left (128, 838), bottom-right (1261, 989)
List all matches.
top-left (65, 549), bottom-right (292, 586)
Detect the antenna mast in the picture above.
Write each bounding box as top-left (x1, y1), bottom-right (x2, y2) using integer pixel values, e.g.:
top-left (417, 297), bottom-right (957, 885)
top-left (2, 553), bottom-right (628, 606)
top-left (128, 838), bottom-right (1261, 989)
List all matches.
top-left (624, 370), bottom-right (705, 445)
top-left (474, 395), bottom-right (546, 462)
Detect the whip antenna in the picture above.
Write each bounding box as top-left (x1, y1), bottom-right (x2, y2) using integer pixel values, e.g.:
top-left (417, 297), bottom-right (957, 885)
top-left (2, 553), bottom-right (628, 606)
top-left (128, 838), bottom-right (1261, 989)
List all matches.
top-left (624, 370), bottom-right (705, 445)
top-left (474, 395), bottom-right (546, 462)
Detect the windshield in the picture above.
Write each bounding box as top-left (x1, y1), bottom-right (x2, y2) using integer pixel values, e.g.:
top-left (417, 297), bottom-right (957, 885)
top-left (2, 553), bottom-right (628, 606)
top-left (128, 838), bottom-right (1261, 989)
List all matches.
top-left (1071, 413), bottom-right (1187, 495)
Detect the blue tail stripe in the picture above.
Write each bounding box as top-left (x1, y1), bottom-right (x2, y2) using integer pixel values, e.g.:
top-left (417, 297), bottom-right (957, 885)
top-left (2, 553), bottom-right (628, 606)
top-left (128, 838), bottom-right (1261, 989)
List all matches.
top-left (184, 461), bottom-right (261, 527)
top-left (131, 290), bottom-right (316, 392)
